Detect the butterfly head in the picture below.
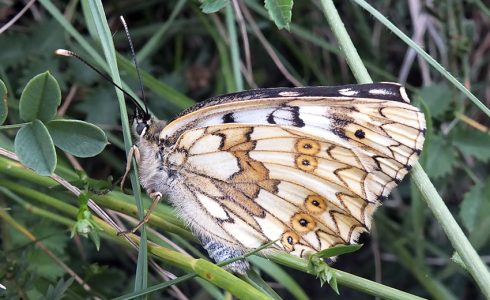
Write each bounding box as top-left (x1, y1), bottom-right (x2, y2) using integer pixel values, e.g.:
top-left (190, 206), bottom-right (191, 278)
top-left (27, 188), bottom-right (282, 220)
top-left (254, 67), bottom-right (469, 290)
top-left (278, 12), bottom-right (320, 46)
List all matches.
top-left (133, 108), bottom-right (152, 137)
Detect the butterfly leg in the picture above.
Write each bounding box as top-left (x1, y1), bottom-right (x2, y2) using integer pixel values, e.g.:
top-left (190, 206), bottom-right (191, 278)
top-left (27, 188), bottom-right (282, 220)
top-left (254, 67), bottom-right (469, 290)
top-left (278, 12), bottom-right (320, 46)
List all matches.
top-left (199, 235), bottom-right (250, 274)
top-left (120, 145), bottom-right (141, 191)
top-left (118, 191), bottom-right (162, 235)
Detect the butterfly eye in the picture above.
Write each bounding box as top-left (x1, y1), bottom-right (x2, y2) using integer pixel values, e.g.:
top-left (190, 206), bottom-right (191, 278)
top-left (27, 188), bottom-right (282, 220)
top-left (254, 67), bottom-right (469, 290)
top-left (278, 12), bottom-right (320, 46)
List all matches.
top-left (136, 123), bottom-right (147, 136)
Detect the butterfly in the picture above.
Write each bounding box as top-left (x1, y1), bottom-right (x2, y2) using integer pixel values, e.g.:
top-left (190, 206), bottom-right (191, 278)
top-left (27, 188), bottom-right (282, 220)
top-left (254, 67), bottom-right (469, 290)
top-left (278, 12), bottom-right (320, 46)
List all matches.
top-left (129, 82), bottom-right (426, 274)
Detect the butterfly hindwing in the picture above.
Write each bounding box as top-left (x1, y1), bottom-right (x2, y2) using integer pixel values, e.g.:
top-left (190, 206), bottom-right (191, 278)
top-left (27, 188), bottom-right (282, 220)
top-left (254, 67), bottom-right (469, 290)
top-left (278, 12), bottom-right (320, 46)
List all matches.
top-left (165, 119), bottom-right (423, 256)
top-left (149, 82), bottom-right (425, 263)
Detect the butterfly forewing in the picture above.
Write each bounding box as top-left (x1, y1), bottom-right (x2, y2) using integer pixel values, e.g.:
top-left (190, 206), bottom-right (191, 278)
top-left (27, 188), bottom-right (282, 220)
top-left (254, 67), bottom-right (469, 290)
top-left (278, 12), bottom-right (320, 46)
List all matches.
top-left (156, 83), bottom-right (426, 259)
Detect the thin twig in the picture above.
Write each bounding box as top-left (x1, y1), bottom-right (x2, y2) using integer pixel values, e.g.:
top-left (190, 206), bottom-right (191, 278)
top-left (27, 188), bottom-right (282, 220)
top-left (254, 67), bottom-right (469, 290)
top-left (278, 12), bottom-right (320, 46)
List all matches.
top-left (232, 0), bottom-right (253, 82)
top-left (398, 0), bottom-right (431, 84)
top-left (0, 0), bottom-right (37, 34)
top-left (240, 4), bottom-right (303, 87)
top-left (57, 84), bottom-right (78, 117)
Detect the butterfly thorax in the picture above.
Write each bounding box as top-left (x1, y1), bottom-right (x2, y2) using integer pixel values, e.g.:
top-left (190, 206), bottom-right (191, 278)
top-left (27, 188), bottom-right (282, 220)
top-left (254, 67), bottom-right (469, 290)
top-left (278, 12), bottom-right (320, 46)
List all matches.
top-left (134, 119), bottom-right (174, 195)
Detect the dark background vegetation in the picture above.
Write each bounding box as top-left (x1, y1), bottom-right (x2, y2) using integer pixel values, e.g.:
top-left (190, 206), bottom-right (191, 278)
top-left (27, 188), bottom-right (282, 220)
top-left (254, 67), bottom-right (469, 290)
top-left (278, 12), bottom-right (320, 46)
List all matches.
top-left (1, 0), bottom-right (490, 299)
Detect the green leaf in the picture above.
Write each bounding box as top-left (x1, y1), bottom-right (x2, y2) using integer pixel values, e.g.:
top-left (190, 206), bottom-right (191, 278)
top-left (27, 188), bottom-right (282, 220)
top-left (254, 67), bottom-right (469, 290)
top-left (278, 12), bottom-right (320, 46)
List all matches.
top-left (19, 71), bottom-right (61, 122)
top-left (0, 79), bottom-right (7, 125)
top-left (452, 126), bottom-right (490, 162)
top-left (424, 134), bottom-right (456, 179)
top-left (46, 119), bottom-right (107, 157)
top-left (314, 244), bottom-right (363, 259)
top-left (329, 273), bottom-right (339, 294)
top-left (264, 0), bottom-right (294, 30)
top-left (41, 277), bottom-right (74, 300)
top-left (416, 83), bottom-right (453, 119)
top-left (200, 0), bottom-right (229, 13)
top-left (14, 120), bottom-right (56, 176)
top-left (460, 181), bottom-right (490, 232)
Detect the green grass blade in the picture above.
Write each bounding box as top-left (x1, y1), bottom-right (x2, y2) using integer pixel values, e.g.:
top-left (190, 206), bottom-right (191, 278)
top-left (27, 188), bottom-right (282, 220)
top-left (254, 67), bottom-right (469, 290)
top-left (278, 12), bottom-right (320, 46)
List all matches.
top-left (137, 0), bottom-right (187, 62)
top-left (86, 0), bottom-right (148, 295)
top-left (226, 3), bottom-right (244, 91)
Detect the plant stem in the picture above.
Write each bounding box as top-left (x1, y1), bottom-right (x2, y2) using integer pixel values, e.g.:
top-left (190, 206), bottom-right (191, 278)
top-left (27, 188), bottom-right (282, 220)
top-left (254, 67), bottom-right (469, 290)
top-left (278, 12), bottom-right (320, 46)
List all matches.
top-left (320, 0), bottom-right (371, 84)
top-left (412, 164), bottom-right (490, 298)
top-left (226, 3), bottom-right (244, 91)
top-left (320, 0), bottom-right (490, 298)
top-left (0, 123), bottom-right (30, 130)
top-left (271, 252), bottom-right (426, 300)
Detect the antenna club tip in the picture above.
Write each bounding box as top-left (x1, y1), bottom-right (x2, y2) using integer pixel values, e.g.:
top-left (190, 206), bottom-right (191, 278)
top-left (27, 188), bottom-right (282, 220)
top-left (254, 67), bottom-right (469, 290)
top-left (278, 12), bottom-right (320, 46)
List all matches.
top-left (55, 49), bottom-right (73, 57)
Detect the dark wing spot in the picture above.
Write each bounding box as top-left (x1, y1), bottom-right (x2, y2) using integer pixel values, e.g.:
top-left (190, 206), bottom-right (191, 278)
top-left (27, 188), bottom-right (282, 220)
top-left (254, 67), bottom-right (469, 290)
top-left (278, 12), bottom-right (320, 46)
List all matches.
top-left (267, 112), bottom-right (276, 124)
top-left (302, 159), bottom-right (310, 166)
top-left (354, 129), bottom-right (366, 139)
top-left (405, 164), bottom-right (412, 171)
top-left (222, 112), bottom-right (235, 123)
top-left (415, 149), bottom-right (422, 156)
top-left (377, 195), bottom-right (387, 201)
top-left (287, 236), bottom-right (293, 244)
top-left (332, 128), bottom-right (347, 139)
top-left (291, 106), bottom-right (305, 127)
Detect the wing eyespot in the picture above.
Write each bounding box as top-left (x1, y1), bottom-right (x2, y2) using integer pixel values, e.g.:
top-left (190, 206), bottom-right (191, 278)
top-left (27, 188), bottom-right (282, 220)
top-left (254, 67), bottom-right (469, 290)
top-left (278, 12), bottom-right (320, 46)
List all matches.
top-left (282, 231), bottom-right (299, 251)
top-left (305, 194), bottom-right (327, 214)
top-left (296, 139), bottom-right (320, 155)
top-left (292, 213), bottom-right (316, 233)
top-left (295, 155), bottom-right (318, 172)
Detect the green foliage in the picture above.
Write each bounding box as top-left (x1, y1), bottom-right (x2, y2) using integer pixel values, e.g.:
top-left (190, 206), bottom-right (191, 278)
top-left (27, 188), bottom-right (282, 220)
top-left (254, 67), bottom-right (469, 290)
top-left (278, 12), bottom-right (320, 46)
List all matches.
top-left (7, 72), bottom-right (108, 175)
top-left (417, 83), bottom-right (453, 119)
top-left (47, 120), bottom-right (107, 158)
top-left (264, 0), bottom-right (294, 30)
top-left (313, 244), bottom-right (363, 259)
top-left (19, 72), bottom-right (61, 123)
top-left (460, 180), bottom-right (490, 232)
top-left (0, 0), bottom-right (489, 299)
top-left (308, 255), bottom-right (339, 294)
top-left (71, 192), bottom-right (102, 250)
top-left (14, 119), bottom-right (57, 176)
top-left (423, 135), bottom-right (457, 179)
top-left (40, 277), bottom-right (75, 300)
top-left (452, 127), bottom-right (490, 162)
top-left (200, 0), bottom-right (229, 13)
top-left (0, 79), bottom-right (7, 125)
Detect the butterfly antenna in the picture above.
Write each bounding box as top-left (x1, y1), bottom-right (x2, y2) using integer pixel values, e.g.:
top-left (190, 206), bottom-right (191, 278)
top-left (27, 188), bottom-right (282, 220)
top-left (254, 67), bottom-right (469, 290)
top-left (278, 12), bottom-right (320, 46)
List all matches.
top-left (55, 49), bottom-right (147, 115)
top-left (119, 16), bottom-right (149, 119)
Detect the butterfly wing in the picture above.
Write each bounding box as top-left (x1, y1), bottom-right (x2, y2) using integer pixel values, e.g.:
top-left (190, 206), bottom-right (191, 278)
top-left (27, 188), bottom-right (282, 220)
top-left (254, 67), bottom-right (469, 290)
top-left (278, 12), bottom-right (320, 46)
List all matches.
top-left (161, 83), bottom-right (425, 257)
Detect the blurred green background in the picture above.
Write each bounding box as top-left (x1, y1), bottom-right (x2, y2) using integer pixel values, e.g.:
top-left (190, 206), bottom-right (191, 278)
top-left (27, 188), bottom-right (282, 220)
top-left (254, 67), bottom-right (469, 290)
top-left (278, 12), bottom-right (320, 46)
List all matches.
top-left (1, 0), bottom-right (489, 299)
